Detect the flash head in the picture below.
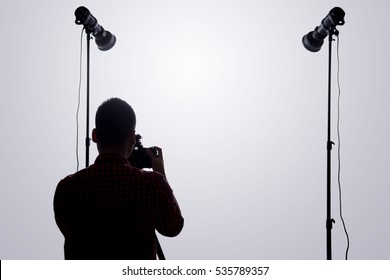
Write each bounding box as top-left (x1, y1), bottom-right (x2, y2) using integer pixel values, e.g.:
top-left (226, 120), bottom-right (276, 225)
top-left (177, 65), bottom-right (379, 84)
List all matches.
top-left (75, 6), bottom-right (116, 51)
top-left (302, 7), bottom-right (345, 52)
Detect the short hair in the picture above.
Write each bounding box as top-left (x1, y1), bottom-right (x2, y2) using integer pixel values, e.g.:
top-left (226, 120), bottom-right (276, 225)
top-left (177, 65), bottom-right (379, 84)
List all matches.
top-left (95, 98), bottom-right (136, 147)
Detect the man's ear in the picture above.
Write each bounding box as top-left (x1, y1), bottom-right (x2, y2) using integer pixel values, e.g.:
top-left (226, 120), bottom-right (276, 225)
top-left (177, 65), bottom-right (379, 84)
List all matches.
top-left (129, 130), bottom-right (136, 146)
top-left (92, 128), bottom-right (98, 143)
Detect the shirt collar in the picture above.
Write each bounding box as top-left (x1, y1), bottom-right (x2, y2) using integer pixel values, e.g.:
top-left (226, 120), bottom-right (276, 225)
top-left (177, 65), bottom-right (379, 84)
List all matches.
top-left (94, 153), bottom-right (130, 166)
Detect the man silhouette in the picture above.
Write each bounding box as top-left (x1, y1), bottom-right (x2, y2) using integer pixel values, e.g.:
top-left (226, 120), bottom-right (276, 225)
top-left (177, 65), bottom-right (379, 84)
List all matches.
top-left (54, 97), bottom-right (184, 259)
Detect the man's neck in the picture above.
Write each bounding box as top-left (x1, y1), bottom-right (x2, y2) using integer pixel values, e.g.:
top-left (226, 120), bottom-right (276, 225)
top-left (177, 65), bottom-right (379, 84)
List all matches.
top-left (98, 147), bottom-right (128, 158)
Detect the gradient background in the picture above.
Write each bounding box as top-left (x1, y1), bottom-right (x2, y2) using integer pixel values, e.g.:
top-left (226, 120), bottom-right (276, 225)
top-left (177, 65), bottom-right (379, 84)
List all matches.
top-left (1, 0), bottom-right (389, 260)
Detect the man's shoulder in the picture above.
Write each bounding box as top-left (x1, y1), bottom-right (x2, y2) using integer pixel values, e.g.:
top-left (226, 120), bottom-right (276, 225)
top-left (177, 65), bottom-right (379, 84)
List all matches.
top-left (131, 168), bottom-right (168, 184)
top-left (57, 164), bottom-right (167, 187)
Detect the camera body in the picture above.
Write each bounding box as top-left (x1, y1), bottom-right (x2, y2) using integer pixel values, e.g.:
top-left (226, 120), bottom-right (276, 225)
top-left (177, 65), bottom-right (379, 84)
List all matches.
top-left (128, 134), bottom-right (158, 169)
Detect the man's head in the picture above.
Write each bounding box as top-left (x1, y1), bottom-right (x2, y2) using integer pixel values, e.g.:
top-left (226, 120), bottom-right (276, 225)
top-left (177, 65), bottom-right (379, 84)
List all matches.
top-left (92, 98), bottom-right (136, 156)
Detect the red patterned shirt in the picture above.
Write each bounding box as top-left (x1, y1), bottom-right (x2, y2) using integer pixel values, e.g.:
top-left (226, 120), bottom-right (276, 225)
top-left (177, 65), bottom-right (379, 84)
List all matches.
top-left (54, 153), bottom-right (184, 259)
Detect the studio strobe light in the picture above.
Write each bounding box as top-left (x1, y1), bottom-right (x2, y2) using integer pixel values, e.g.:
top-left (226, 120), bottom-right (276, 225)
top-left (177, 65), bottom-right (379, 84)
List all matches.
top-left (302, 7), bottom-right (345, 52)
top-left (75, 6), bottom-right (116, 51)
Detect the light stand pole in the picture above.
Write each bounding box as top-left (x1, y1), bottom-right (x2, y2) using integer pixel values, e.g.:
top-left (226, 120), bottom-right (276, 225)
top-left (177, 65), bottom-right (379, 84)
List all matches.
top-left (85, 32), bottom-right (91, 167)
top-left (325, 28), bottom-right (338, 260)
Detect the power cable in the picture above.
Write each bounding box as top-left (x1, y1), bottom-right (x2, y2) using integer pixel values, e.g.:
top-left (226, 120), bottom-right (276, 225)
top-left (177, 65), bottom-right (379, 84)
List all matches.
top-left (336, 34), bottom-right (350, 260)
top-left (76, 27), bottom-right (85, 172)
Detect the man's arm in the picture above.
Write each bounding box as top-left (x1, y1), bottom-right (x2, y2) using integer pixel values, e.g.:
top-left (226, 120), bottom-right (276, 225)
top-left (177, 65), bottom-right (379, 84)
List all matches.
top-left (155, 178), bottom-right (184, 237)
top-left (147, 148), bottom-right (184, 236)
top-left (53, 178), bottom-right (73, 237)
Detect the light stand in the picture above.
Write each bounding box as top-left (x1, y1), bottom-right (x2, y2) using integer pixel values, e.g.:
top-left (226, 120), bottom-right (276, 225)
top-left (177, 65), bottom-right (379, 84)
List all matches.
top-left (74, 6), bottom-right (116, 167)
top-left (302, 7), bottom-right (345, 260)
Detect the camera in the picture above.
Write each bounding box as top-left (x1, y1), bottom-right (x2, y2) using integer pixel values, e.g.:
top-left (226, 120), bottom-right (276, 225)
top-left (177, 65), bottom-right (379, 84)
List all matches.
top-left (128, 134), bottom-right (159, 169)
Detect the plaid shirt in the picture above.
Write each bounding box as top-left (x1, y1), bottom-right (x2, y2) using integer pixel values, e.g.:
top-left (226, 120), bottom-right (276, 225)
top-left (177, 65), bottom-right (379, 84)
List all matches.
top-left (54, 153), bottom-right (184, 260)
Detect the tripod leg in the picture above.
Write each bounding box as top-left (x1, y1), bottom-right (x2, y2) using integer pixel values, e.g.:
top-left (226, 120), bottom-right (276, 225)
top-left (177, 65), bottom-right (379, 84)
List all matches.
top-left (156, 235), bottom-right (166, 260)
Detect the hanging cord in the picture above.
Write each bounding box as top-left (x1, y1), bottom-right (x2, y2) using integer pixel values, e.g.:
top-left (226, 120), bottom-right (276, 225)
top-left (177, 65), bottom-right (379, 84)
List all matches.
top-left (336, 34), bottom-right (350, 260)
top-left (76, 27), bottom-right (85, 172)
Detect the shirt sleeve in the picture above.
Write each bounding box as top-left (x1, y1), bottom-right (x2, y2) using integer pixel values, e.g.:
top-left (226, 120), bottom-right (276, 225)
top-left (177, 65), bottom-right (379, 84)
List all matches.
top-left (53, 178), bottom-right (72, 237)
top-left (154, 176), bottom-right (184, 237)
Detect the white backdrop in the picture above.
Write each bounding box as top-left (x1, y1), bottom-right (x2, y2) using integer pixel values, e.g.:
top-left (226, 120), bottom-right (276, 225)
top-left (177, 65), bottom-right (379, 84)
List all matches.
top-left (1, 0), bottom-right (389, 260)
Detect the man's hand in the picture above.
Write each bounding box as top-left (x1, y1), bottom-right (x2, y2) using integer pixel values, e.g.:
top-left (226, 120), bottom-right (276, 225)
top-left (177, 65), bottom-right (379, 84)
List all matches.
top-left (146, 147), bottom-right (166, 177)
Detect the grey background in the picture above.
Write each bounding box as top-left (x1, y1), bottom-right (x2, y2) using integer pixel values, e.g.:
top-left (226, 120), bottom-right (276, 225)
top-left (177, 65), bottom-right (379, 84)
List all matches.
top-left (1, 0), bottom-right (389, 259)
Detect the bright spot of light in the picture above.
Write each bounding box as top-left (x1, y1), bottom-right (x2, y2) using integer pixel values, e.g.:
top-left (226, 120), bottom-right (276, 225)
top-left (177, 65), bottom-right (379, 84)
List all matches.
top-left (171, 46), bottom-right (208, 85)
top-left (156, 35), bottom-right (225, 93)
